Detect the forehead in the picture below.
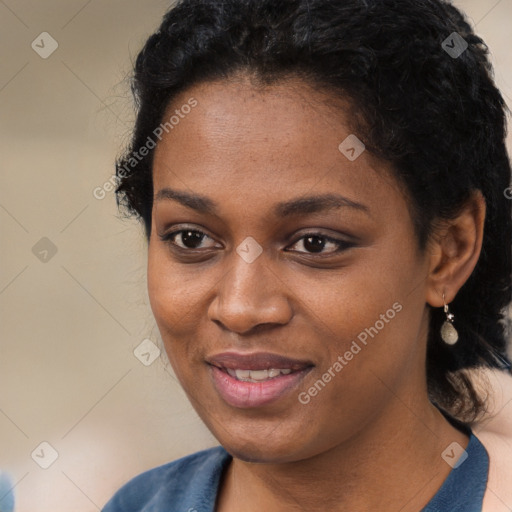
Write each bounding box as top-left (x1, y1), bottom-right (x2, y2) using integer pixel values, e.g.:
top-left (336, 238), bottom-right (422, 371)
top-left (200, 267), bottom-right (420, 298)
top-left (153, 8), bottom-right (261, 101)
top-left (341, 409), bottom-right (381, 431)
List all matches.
top-left (151, 76), bottom-right (401, 216)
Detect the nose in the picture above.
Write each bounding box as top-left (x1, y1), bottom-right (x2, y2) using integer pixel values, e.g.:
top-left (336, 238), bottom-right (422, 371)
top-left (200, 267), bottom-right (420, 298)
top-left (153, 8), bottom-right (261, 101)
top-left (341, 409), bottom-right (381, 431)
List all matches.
top-left (207, 245), bottom-right (293, 335)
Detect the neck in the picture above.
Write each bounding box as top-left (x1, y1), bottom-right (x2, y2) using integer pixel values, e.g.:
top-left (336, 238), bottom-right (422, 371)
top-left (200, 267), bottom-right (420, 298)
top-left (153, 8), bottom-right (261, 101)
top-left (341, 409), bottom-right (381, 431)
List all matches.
top-left (216, 397), bottom-right (470, 512)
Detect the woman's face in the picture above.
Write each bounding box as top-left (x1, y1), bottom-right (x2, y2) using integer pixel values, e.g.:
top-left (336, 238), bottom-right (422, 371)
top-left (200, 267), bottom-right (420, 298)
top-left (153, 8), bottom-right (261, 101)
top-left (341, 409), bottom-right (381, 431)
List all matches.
top-left (148, 76), bottom-right (433, 463)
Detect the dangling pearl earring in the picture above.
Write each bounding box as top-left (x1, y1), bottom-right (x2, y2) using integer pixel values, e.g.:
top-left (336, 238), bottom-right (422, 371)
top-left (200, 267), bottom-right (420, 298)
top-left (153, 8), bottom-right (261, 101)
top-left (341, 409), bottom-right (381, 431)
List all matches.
top-left (441, 292), bottom-right (458, 345)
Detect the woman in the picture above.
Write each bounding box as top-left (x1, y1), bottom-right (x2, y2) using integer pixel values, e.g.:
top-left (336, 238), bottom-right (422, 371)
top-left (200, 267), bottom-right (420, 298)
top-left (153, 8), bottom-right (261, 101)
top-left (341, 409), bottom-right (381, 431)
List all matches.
top-left (102, 0), bottom-right (512, 510)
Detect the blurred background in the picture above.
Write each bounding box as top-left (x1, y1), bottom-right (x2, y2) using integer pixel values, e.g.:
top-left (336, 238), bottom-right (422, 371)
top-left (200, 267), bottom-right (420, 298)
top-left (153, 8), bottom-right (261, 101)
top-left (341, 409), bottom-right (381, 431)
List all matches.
top-left (0, 1), bottom-right (511, 510)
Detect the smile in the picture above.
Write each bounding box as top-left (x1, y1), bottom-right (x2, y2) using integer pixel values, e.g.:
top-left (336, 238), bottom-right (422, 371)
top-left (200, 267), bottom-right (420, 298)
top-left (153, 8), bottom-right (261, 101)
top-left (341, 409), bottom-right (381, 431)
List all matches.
top-left (206, 351), bottom-right (313, 408)
top-left (224, 368), bottom-right (293, 382)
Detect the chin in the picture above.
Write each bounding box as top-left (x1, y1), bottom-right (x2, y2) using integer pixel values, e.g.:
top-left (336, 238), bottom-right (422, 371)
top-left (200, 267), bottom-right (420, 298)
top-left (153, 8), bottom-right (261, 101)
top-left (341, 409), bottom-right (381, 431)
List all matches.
top-left (222, 442), bottom-right (303, 464)
top-left (210, 422), bottom-right (315, 464)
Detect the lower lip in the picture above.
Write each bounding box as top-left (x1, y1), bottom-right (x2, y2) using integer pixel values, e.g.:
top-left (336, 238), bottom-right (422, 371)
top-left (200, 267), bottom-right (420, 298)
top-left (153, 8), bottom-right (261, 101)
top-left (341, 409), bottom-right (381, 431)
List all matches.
top-left (209, 365), bottom-right (311, 408)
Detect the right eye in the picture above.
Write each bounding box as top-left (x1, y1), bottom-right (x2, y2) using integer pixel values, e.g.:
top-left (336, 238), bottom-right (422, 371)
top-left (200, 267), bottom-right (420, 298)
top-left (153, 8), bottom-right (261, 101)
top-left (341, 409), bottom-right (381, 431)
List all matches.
top-left (159, 229), bottom-right (218, 250)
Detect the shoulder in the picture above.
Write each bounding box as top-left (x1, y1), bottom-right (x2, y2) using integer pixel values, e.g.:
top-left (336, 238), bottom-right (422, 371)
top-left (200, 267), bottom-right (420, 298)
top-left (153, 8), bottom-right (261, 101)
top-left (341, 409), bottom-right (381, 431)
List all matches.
top-left (101, 445), bottom-right (230, 512)
top-left (470, 368), bottom-right (512, 438)
top-left (467, 368), bottom-right (512, 511)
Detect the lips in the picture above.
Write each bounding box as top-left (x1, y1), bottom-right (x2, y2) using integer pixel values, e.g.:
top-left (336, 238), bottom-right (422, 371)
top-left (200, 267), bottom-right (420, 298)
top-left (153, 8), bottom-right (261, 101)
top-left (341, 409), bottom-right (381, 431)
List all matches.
top-left (206, 351), bottom-right (314, 408)
top-left (206, 351), bottom-right (313, 372)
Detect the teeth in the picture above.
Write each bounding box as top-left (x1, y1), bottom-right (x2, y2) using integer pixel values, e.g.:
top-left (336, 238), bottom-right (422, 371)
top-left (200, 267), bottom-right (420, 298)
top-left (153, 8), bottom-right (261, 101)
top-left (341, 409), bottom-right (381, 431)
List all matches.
top-left (235, 369), bottom-right (251, 379)
top-left (248, 370), bottom-right (268, 380)
top-left (225, 368), bottom-right (293, 382)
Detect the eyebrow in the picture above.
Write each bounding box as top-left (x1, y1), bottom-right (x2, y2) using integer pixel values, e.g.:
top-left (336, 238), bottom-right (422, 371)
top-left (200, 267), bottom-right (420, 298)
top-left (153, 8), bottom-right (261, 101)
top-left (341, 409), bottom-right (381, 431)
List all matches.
top-left (154, 187), bottom-right (370, 217)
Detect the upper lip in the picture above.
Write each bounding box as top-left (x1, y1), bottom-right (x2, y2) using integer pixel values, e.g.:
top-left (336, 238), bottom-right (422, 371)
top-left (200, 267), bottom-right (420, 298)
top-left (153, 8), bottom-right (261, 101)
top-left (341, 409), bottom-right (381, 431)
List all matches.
top-left (206, 351), bottom-right (314, 371)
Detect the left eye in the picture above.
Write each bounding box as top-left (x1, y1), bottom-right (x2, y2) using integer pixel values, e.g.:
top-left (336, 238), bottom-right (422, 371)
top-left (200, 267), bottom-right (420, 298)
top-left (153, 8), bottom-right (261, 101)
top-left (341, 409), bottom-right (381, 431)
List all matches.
top-left (287, 233), bottom-right (352, 255)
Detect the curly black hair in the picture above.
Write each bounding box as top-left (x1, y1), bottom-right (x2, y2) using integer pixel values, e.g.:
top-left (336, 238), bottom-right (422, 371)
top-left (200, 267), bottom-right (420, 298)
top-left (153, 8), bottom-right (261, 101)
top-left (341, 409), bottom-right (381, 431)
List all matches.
top-left (115, 0), bottom-right (512, 423)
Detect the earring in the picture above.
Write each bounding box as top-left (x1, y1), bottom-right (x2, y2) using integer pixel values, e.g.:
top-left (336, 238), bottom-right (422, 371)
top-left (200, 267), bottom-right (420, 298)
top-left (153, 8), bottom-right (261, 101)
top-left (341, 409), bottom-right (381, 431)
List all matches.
top-left (440, 293), bottom-right (458, 345)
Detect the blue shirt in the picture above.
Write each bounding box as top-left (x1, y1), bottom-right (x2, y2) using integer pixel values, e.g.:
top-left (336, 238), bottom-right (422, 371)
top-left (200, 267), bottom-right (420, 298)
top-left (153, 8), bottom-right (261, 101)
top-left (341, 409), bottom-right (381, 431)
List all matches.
top-left (102, 431), bottom-right (489, 511)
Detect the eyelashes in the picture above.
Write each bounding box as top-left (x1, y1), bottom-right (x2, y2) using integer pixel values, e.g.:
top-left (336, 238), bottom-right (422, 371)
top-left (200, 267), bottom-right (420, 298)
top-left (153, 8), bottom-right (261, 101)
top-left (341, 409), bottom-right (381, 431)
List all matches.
top-left (160, 229), bottom-right (214, 250)
top-left (159, 228), bottom-right (355, 256)
top-left (287, 233), bottom-right (354, 255)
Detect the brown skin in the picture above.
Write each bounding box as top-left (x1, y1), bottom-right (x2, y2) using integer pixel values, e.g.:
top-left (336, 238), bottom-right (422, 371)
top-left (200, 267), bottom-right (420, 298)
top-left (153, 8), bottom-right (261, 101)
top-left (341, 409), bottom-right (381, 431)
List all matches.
top-left (147, 74), bottom-right (486, 511)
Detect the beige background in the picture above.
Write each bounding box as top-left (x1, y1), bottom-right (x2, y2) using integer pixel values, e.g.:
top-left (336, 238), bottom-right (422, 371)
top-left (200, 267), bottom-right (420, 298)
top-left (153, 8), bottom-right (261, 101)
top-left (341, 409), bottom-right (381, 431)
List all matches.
top-left (0, 1), bottom-right (511, 511)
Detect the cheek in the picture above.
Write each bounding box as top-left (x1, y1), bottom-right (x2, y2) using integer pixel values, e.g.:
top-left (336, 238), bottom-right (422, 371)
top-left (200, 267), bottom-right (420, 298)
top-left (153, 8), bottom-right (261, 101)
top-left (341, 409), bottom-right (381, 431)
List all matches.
top-left (308, 247), bottom-right (425, 378)
top-left (147, 245), bottom-right (203, 332)
top-left (306, 259), bottom-right (407, 339)
top-left (147, 249), bottom-right (198, 376)
top-left (316, 288), bottom-right (401, 374)
top-left (146, 245), bottom-right (221, 375)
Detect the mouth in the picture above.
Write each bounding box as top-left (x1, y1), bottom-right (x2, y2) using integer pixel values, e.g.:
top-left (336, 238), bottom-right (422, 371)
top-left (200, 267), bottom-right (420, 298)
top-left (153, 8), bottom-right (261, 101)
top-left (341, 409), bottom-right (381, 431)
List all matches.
top-left (206, 351), bottom-right (314, 408)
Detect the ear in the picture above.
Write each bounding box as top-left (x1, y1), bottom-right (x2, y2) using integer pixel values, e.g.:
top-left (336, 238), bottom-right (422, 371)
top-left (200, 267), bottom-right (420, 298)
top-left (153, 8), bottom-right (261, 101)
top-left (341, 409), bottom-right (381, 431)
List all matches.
top-left (425, 190), bottom-right (486, 307)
